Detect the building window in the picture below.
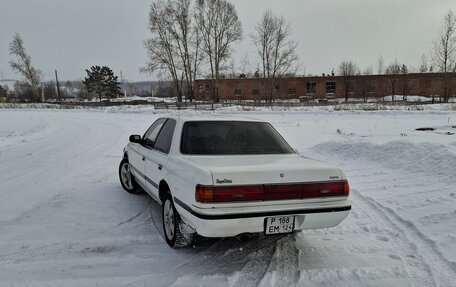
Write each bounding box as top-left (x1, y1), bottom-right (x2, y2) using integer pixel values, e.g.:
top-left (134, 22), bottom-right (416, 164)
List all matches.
top-left (234, 89), bottom-right (242, 96)
top-left (205, 84), bottom-right (210, 93)
top-left (198, 85), bottom-right (203, 93)
top-left (288, 88), bottom-right (296, 95)
top-left (325, 81), bottom-right (336, 93)
top-left (367, 86), bottom-right (375, 93)
top-left (306, 82), bottom-right (316, 93)
top-left (252, 89), bottom-right (259, 96)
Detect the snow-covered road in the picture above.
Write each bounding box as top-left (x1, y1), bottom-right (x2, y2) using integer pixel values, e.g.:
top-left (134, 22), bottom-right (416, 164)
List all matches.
top-left (0, 108), bottom-right (455, 286)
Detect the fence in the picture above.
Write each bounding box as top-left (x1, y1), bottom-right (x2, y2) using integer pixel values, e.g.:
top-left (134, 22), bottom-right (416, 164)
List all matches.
top-left (4, 97), bottom-right (453, 111)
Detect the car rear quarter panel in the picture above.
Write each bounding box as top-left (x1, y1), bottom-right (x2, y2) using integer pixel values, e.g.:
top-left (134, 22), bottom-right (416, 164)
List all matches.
top-left (165, 156), bottom-right (213, 208)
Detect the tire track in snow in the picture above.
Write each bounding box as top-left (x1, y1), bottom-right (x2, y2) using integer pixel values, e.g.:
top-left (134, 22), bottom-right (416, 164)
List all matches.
top-left (349, 195), bottom-right (420, 286)
top-left (304, 179), bottom-right (422, 284)
top-left (344, 164), bottom-right (455, 285)
top-left (127, 199), bottom-right (281, 287)
top-left (0, 120), bottom-right (51, 152)
top-left (124, 235), bottom-right (284, 287)
top-left (125, 168), bottom-right (424, 286)
top-left (0, 235), bottom-right (161, 267)
top-left (256, 234), bottom-right (300, 287)
top-left (293, 202), bottom-right (415, 287)
top-left (310, 140), bottom-right (456, 285)
top-left (352, 189), bottom-right (456, 286)
top-left (115, 209), bottom-right (146, 227)
top-left (226, 238), bottom-right (280, 287)
top-left (364, 193), bottom-right (456, 275)
top-left (0, 242), bottom-right (76, 266)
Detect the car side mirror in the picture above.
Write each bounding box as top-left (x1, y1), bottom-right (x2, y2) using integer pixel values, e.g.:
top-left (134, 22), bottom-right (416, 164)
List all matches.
top-left (129, 135), bottom-right (142, 144)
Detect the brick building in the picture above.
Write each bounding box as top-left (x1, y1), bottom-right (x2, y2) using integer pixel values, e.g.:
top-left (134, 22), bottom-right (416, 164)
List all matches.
top-left (194, 73), bottom-right (456, 102)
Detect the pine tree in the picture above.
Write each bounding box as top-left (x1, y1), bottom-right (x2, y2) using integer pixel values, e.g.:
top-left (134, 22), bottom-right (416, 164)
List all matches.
top-left (401, 64), bottom-right (408, 74)
top-left (0, 85), bottom-right (7, 98)
top-left (82, 66), bottom-right (121, 101)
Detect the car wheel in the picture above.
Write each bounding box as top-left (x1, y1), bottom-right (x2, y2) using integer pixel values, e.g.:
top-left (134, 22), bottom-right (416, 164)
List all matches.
top-left (119, 158), bottom-right (142, 194)
top-left (162, 194), bottom-right (194, 248)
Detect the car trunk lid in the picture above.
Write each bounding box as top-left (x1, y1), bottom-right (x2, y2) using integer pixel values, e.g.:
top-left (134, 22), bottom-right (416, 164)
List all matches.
top-left (187, 154), bottom-right (344, 185)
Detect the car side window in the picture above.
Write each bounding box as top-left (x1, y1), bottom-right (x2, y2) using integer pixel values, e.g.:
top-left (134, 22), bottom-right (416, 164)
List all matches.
top-left (153, 119), bottom-right (176, 154)
top-left (142, 118), bottom-right (167, 149)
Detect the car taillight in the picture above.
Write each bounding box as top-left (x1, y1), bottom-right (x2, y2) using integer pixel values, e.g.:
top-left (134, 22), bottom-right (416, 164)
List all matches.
top-left (196, 185), bottom-right (264, 203)
top-left (195, 180), bottom-right (349, 203)
top-left (302, 181), bottom-right (349, 198)
top-left (344, 181), bottom-right (350, 195)
top-left (195, 185), bottom-right (215, 202)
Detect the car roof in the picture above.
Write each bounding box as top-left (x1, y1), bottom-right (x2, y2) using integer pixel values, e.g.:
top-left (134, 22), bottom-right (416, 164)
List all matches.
top-left (165, 114), bottom-right (265, 123)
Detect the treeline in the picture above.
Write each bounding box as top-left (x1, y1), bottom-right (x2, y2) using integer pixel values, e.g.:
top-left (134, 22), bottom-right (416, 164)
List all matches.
top-left (141, 0), bottom-right (301, 103)
top-left (142, 1), bottom-right (456, 103)
top-left (0, 79), bottom-right (178, 103)
top-left (2, 1), bottom-right (456, 103)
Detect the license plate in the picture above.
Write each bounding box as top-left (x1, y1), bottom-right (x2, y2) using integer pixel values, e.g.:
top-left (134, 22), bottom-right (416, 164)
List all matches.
top-left (264, 216), bottom-right (295, 235)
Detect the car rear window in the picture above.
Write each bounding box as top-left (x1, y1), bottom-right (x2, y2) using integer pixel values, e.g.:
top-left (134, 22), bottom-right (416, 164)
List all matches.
top-left (180, 121), bottom-right (294, 155)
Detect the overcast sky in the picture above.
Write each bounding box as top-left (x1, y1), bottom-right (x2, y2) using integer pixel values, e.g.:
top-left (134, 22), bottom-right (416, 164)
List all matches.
top-left (0, 0), bottom-right (454, 82)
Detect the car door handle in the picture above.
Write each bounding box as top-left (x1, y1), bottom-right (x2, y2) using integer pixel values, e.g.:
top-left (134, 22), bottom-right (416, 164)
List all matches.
top-left (142, 156), bottom-right (145, 161)
top-left (158, 164), bottom-right (162, 170)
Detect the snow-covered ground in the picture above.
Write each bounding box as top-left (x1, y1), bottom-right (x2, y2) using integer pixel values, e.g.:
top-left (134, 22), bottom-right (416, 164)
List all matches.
top-left (1, 107), bottom-right (455, 287)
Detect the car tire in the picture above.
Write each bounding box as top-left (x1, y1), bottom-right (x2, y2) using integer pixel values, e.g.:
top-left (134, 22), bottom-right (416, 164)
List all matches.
top-left (162, 193), bottom-right (195, 248)
top-left (119, 158), bottom-right (142, 194)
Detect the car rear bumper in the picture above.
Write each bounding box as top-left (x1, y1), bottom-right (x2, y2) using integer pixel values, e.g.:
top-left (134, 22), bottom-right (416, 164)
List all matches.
top-left (174, 197), bottom-right (351, 237)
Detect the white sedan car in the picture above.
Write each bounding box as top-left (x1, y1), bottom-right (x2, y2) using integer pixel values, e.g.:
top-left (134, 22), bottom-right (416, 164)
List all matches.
top-left (119, 116), bottom-right (351, 248)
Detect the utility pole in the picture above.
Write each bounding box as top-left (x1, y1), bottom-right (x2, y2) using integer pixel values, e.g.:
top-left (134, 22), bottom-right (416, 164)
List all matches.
top-left (55, 70), bottom-right (62, 103)
top-left (120, 70), bottom-right (124, 99)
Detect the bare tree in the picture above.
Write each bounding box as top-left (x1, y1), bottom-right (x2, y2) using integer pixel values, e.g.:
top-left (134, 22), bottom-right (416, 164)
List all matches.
top-left (398, 64), bottom-right (416, 101)
top-left (432, 10), bottom-right (456, 73)
top-left (385, 59), bottom-right (401, 101)
top-left (43, 82), bottom-right (58, 101)
top-left (143, 0), bottom-right (201, 102)
top-left (239, 54), bottom-right (251, 76)
top-left (251, 10), bottom-right (298, 103)
top-left (338, 60), bottom-right (359, 102)
top-left (377, 55), bottom-right (384, 75)
top-left (228, 58), bottom-right (236, 78)
top-left (196, 0), bottom-right (242, 102)
top-left (432, 10), bottom-right (456, 101)
top-left (400, 77), bottom-right (416, 101)
top-left (170, 0), bottom-right (202, 101)
top-left (363, 64), bottom-right (373, 75)
top-left (385, 59), bottom-right (401, 74)
top-left (357, 65), bottom-right (373, 102)
top-left (9, 33), bottom-right (42, 101)
top-left (419, 54), bottom-right (428, 73)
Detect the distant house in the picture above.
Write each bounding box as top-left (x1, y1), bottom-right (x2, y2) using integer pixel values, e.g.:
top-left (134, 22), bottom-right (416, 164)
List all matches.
top-left (194, 73), bottom-right (456, 102)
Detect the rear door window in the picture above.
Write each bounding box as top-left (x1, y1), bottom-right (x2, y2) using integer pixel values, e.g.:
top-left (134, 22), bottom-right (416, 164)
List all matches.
top-left (153, 119), bottom-right (176, 154)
